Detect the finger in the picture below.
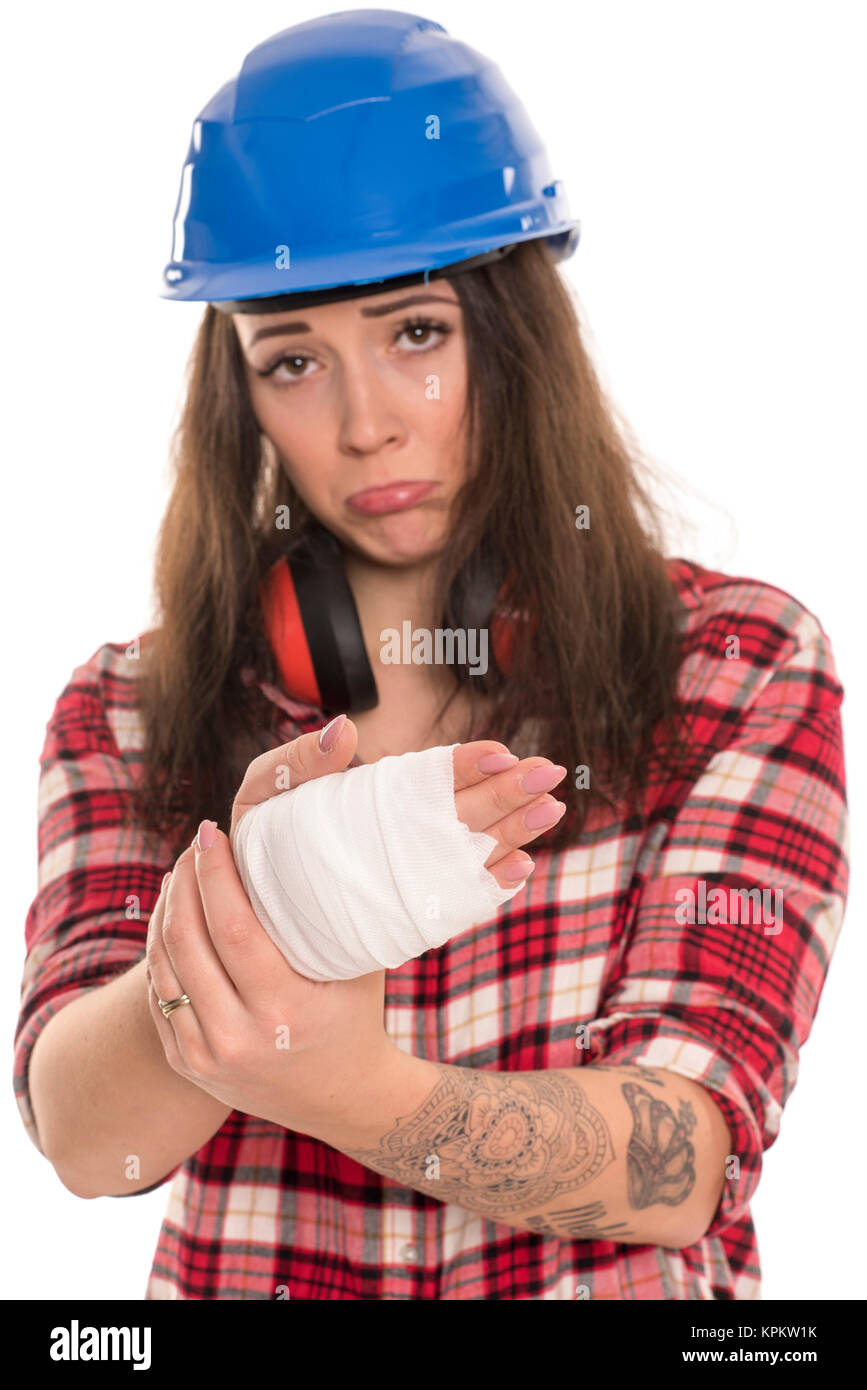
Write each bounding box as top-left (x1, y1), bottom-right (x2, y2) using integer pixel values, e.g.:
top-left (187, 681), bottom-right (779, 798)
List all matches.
top-left (145, 971), bottom-right (186, 1073)
top-left (193, 824), bottom-right (297, 1007)
top-left (145, 861), bottom-right (208, 1051)
top-left (454, 757), bottom-right (567, 832)
top-left (230, 715), bottom-right (359, 844)
top-left (482, 793), bottom-right (568, 864)
top-left (486, 848), bottom-right (536, 890)
top-left (158, 842), bottom-right (244, 1049)
top-left (145, 869), bottom-right (183, 1002)
top-left (452, 741), bottom-right (520, 791)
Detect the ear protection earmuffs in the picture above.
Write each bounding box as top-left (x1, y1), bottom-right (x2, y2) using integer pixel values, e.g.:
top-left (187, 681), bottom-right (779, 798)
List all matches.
top-left (260, 519), bottom-right (533, 714)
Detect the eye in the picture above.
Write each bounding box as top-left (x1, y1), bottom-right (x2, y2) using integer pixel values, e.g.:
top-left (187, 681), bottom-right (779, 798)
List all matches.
top-left (254, 315), bottom-right (452, 384)
top-left (395, 316), bottom-right (452, 350)
top-left (255, 350), bottom-right (312, 382)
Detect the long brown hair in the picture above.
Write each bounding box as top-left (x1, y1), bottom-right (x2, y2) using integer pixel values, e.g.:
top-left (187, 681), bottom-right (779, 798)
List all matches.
top-left (127, 238), bottom-right (704, 861)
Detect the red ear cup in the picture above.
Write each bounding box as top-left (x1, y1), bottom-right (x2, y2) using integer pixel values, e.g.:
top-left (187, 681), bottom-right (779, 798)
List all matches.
top-left (490, 591), bottom-right (537, 677)
top-left (448, 560), bottom-right (536, 685)
top-left (260, 556), bottom-right (322, 708)
top-left (260, 521), bottom-right (379, 715)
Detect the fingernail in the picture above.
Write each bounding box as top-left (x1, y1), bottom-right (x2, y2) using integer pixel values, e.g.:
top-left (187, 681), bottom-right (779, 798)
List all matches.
top-left (503, 857), bottom-right (535, 882)
top-left (319, 713), bottom-right (346, 752)
top-left (521, 764), bottom-right (567, 795)
top-left (524, 800), bottom-right (567, 830)
top-left (161, 871), bottom-right (172, 892)
top-left (476, 752), bottom-right (519, 773)
top-left (196, 819), bottom-right (216, 852)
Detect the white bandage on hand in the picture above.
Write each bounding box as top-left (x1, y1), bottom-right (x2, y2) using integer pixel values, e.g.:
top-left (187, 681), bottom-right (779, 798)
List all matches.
top-left (231, 743), bottom-right (526, 981)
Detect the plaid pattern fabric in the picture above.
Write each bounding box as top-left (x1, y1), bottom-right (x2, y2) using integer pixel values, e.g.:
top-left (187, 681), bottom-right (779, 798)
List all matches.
top-left (14, 559), bottom-right (848, 1300)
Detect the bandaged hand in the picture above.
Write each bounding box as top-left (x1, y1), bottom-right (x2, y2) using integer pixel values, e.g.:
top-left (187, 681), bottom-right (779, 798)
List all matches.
top-left (230, 722), bottom-right (568, 982)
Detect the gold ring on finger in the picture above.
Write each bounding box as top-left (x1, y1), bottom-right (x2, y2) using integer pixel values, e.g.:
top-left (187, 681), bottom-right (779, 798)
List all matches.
top-left (158, 993), bottom-right (192, 1018)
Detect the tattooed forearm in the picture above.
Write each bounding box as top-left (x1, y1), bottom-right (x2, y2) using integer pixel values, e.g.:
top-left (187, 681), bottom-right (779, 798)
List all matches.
top-left (523, 1201), bottom-right (634, 1241)
top-left (622, 1082), bottom-right (697, 1208)
top-left (327, 1058), bottom-right (721, 1244)
top-left (341, 1063), bottom-right (615, 1216)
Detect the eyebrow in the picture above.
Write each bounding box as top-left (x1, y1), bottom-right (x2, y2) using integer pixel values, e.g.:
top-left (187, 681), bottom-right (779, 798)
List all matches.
top-left (246, 293), bottom-right (458, 346)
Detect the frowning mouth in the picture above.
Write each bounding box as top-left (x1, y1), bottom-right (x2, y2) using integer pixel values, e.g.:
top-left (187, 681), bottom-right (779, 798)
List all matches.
top-left (346, 480), bottom-right (439, 515)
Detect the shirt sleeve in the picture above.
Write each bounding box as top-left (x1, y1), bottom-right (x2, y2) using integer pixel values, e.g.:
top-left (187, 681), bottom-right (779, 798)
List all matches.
top-left (13, 652), bottom-right (172, 1160)
top-left (583, 613), bottom-right (849, 1240)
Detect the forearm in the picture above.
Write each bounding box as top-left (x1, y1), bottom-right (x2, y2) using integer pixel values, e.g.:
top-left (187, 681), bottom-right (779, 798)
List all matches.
top-left (312, 1049), bottom-right (731, 1249)
top-left (28, 957), bottom-right (231, 1199)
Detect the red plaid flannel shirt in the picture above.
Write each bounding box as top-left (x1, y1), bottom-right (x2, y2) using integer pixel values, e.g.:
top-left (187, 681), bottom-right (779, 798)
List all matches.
top-left (14, 559), bottom-right (849, 1299)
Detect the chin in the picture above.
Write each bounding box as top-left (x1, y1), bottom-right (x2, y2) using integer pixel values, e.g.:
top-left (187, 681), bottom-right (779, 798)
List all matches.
top-left (339, 510), bottom-right (448, 566)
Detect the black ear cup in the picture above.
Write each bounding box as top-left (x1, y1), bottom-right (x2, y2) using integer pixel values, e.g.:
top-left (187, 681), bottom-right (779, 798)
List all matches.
top-left (443, 539), bottom-right (505, 690)
top-left (286, 520), bottom-right (379, 714)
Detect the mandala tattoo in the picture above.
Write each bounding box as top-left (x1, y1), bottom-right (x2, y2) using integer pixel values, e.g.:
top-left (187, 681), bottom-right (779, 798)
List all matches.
top-left (341, 1065), bottom-right (615, 1216)
top-left (622, 1082), bottom-right (697, 1208)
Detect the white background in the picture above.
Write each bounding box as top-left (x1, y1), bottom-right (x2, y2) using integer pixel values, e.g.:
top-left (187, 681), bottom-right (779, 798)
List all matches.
top-left (3, 0), bottom-right (864, 1300)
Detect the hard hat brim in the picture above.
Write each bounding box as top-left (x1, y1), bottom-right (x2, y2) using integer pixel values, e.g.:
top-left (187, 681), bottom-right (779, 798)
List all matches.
top-left (162, 226), bottom-right (580, 311)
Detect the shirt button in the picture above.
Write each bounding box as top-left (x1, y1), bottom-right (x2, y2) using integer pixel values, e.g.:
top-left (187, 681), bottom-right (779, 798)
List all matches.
top-left (401, 1244), bottom-right (418, 1264)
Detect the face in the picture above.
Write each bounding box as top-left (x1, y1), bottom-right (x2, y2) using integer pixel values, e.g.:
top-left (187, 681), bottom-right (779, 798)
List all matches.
top-left (234, 281), bottom-right (468, 566)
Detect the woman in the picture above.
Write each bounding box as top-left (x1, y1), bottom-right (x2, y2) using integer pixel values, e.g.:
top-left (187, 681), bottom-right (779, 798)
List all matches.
top-left (15, 11), bottom-right (848, 1300)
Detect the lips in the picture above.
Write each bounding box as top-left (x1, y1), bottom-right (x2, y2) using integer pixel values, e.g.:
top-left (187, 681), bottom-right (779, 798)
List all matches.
top-left (346, 480), bottom-right (438, 515)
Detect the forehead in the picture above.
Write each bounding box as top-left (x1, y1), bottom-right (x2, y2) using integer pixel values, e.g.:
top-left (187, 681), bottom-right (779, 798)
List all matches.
top-left (233, 280), bottom-right (461, 345)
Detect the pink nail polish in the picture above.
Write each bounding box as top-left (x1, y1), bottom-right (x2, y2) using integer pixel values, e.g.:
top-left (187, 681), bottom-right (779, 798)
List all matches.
top-left (476, 752), bottom-right (519, 773)
top-left (521, 764), bottom-right (567, 795)
top-left (196, 819), bottom-right (216, 851)
top-left (503, 858), bottom-right (535, 882)
top-left (524, 800), bottom-right (566, 830)
top-left (319, 713), bottom-right (346, 752)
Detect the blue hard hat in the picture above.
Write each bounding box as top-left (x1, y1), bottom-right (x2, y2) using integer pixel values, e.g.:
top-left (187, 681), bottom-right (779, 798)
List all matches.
top-left (160, 8), bottom-right (580, 310)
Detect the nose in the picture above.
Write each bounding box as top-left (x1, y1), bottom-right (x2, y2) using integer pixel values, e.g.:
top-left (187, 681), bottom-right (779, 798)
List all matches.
top-left (335, 354), bottom-right (406, 458)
